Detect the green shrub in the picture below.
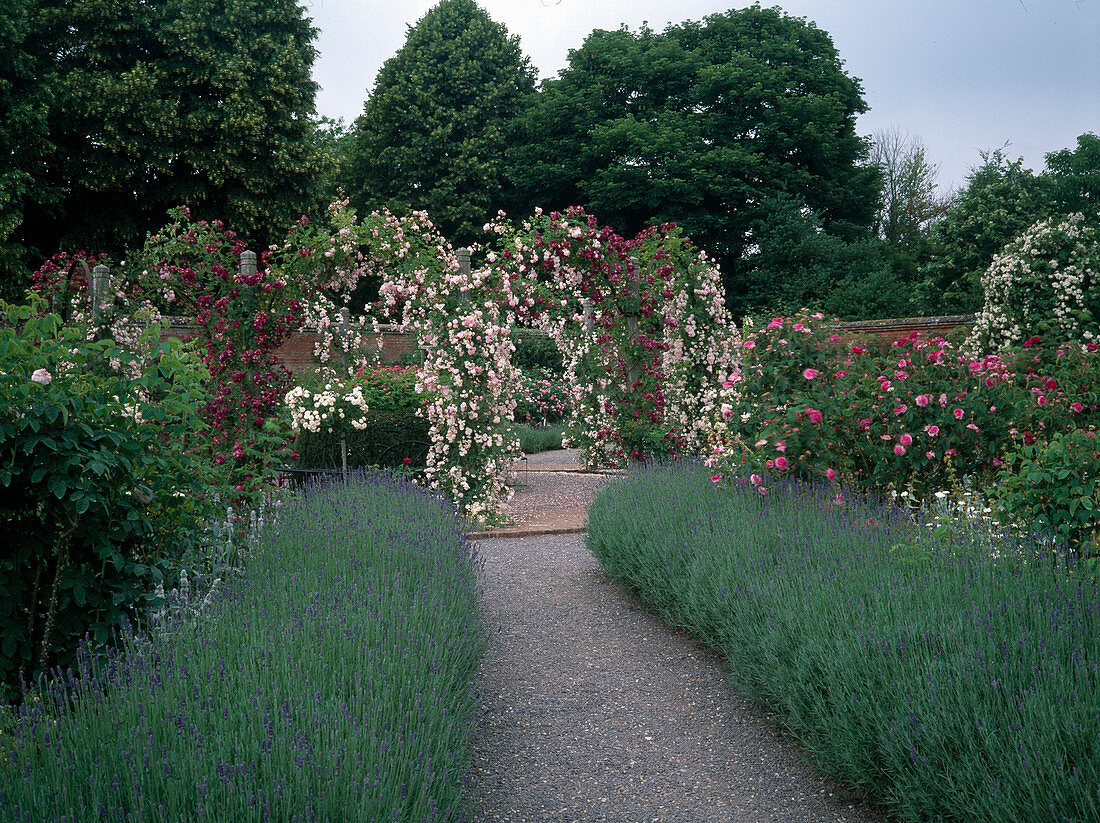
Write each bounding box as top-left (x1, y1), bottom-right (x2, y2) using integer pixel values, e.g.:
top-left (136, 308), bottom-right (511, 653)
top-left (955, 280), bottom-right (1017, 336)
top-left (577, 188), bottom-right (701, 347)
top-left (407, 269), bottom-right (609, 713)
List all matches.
top-left (0, 300), bottom-right (216, 700)
top-left (587, 462), bottom-right (1099, 823)
top-left (0, 472), bottom-right (485, 820)
top-left (994, 427), bottom-right (1100, 555)
top-left (513, 330), bottom-right (563, 375)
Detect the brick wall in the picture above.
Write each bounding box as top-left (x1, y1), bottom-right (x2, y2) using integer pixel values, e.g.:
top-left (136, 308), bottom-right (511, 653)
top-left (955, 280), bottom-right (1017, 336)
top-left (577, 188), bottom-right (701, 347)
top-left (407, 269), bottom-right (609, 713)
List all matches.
top-left (833, 315), bottom-right (975, 347)
top-left (160, 321), bottom-right (419, 375)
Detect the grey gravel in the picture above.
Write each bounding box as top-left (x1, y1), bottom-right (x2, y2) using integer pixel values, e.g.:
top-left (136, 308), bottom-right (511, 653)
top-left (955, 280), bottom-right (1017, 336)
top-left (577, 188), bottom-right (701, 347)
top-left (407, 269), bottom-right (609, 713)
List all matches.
top-left (466, 532), bottom-right (889, 823)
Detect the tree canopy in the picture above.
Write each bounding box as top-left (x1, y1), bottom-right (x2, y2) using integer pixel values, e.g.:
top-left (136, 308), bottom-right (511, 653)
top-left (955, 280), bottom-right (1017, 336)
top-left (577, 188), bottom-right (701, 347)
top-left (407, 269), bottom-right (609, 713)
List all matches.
top-left (0, 0), bottom-right (50, 297)
top-left (11, 0), bottom-right (328, 286)
top-left (342, 0), bottom-right (536, 246)
top-left (916, 149), bottom-right (1053, 315)
top-left (505, 4), bottom-right (880, 315)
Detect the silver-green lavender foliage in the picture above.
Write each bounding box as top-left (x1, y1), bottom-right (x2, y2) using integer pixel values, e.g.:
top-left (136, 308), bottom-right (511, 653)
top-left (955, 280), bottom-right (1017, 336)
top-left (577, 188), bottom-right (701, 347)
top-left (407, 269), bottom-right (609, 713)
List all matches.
top-left (587, 463), bottom-right (1100, 823)
top-left (1, 471), bottom-right (485, 822)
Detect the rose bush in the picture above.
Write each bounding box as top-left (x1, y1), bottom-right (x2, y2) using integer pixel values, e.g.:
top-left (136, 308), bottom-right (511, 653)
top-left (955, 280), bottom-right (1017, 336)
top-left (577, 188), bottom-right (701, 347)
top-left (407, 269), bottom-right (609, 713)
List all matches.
top-left (0, 298), bottom-right (215, 699)
top-left (706, 310), bottom-right (1099, 524)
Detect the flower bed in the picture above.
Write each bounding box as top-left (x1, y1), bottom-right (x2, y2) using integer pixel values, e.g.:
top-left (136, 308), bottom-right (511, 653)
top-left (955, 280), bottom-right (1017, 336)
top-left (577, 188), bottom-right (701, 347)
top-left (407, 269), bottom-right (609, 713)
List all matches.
top-left (706, 310), bottom-right (1099, 552)
top-left (0, 472), bottom-right (485, 821)
top-left (586, 461), bottom-right (1100, 823)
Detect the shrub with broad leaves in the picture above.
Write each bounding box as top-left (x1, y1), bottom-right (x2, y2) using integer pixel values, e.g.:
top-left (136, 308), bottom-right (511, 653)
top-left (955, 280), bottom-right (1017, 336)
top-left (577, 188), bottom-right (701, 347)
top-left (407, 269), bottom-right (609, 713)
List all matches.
top-left (0, 298), bottom-right (215, 699)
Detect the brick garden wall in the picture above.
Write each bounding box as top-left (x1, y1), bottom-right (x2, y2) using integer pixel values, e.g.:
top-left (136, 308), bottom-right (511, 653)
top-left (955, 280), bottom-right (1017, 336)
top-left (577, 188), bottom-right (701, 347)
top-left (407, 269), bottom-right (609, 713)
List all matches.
top-left (160, 321), bottom-right (419, 375)
top-left (162, 314), bottom-right (977, 376)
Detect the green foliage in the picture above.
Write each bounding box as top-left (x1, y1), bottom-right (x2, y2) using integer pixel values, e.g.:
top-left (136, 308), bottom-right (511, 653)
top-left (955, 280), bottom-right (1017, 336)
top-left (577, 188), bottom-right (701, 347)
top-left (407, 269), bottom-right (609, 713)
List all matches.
top-left (18, 0), bottom-right (329, 262)
top-left (1045, 132), bottom-right (1100, 223)
top-left (967, 212), bottom-right (1100, 353)
top-left (508, 5), bottom-right (879, 307)
top-left (0, 299), bottom-right (215, 699)
top-left (739, 194), bottom-right (908, 320)
top-left (994, 428), bottom-right (1100, 556)
top-left (343, 0), bottom-right (536, 245)
top-left (0, 0), bottom-right (48, 299)
top-left (514, 423), bottom-right (565, 454)
top-left (870, 130), bottom-right (949, 251)
top-left (587, 463), bottom-right (1100, 823)
top-left (512, 330), bottom-right (563, 375)
top-left (1, 473), bottom-right (486, 820)
top-left (918, 149), bottom-right (1053, 314)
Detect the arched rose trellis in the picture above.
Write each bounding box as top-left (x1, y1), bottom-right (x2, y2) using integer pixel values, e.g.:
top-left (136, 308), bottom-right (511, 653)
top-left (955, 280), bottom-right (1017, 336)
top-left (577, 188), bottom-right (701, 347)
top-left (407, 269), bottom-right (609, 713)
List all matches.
top-left (286, 202), bottom-right (738, 525)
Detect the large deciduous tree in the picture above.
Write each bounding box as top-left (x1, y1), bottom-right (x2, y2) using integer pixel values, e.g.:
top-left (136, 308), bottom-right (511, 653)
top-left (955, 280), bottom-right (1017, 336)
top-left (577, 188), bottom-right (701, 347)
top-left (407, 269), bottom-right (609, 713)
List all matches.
top-left (17, 0), bottom-right (328, 266)
top-left (1044, 132), bottom-right (1100, 223)
top-left (342, 0), bottom-right (536, 246)
top-left (506, 4), bottom-right (879, 315)
top-left (0, 0), bottom-right (51, 298)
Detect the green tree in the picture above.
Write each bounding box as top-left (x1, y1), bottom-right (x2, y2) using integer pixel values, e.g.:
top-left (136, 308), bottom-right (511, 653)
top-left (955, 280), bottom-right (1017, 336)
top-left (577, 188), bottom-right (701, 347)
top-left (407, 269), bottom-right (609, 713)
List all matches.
top-left (342, 0), bottom-right (536, 246)
top-left (18, 0), bottom-right (328, 263)
top-left (1044, 132), bottom-right (1100, 223)
top-left (742, 194), bottom-right (908, 320)
top-left (0, 0), bottom-right (52, 298)
top-left (506, 4), bottom-right (880, 313)
top-left (917, 149), bottom-right (1052, 315)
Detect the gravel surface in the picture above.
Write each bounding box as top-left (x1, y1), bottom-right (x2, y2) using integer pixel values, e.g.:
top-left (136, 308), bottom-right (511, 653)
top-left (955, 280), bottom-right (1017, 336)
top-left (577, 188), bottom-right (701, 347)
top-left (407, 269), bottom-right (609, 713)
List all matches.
top-left (467, 532), bottom-right (888, 823)
top-left (506, 471), bottom-right (616, 518)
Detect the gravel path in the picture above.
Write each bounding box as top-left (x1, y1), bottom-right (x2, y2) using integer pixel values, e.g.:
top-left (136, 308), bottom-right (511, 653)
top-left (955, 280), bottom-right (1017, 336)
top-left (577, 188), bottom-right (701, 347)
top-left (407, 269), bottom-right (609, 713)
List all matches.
top-left (467, 532), bottom-right (888, 823)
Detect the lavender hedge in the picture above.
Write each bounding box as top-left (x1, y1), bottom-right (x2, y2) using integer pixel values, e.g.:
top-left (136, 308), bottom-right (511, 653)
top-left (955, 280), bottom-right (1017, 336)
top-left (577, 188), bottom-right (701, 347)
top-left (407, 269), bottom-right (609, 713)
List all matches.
top-left (1, 471), bottom-right (485, 822)
top-left (586, 463), bottom-right (1100, 822)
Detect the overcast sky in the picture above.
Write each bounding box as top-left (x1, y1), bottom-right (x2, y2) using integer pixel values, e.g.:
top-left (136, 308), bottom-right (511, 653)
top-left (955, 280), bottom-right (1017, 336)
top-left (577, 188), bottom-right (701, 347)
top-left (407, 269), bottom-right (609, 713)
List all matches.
top-left (304, 0), bottom-right (1099, 193)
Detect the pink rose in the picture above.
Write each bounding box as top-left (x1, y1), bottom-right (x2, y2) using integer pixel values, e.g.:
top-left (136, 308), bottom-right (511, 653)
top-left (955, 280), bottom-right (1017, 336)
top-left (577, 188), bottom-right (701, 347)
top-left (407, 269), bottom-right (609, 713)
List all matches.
top-left (758, 485), bottom-right (767, 495)
top-left (925, 451), bottom-right (936, 460)
top-left (893, 404), bottom-right (908, 415)
top-left (967, 423), bottom-right (980, 432)
top-left (750, 474), bottom-right (762, 486)
top-left (31, 368), bottom-right (52, 386)
top-left (710, 474), bottom-right (722, 483)
top-left (925, 424), bottom-right (940, 437)
top-left (767, 317), bottom-right (784, 330)
top-left (743, 340), bottom-right (756, 349)
top-left (802, 368), bottom-right (819, 380)
top-left (894, 444), bottom-right (906, 456)
top-left (825, 468), bottom-right (837, 481)
top-left (774, 456), bottom-right (788, 470)
top-left (806, 408), bottom-right (823, 424)
top-left (1071, 402), bottom-right (1084, 413)
top-left (899, 433), bottom-right (913, 447)
top-left (939, 394), bottom-right (948, 406)
top-left (775, 440), bottom-right (787, 453)
top-left (953, 408), bottom-right (964, 420)
top-left (915, 394), bottom-right (930, 408)
top-left (1044, 377), bottom-right (1058, 391)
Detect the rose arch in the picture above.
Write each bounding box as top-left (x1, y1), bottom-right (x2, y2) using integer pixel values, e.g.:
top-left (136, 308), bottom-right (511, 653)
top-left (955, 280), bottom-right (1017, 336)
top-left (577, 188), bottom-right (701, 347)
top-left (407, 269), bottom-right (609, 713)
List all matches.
top-left (288, 202), bottom-right (738, 525)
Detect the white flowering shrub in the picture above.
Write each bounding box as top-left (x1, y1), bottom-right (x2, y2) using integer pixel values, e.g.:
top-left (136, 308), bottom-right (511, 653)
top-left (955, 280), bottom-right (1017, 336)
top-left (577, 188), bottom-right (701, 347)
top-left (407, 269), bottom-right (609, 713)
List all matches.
top-left (284, 382), bottom-right (371, 434)
top-left (967, 213), bottom-right (1099, 356)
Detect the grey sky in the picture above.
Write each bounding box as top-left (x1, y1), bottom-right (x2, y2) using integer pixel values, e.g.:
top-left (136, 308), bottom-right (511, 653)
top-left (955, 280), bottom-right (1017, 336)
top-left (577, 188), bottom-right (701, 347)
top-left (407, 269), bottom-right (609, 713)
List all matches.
top-left (304, 0), bottom-right (1099, 192)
